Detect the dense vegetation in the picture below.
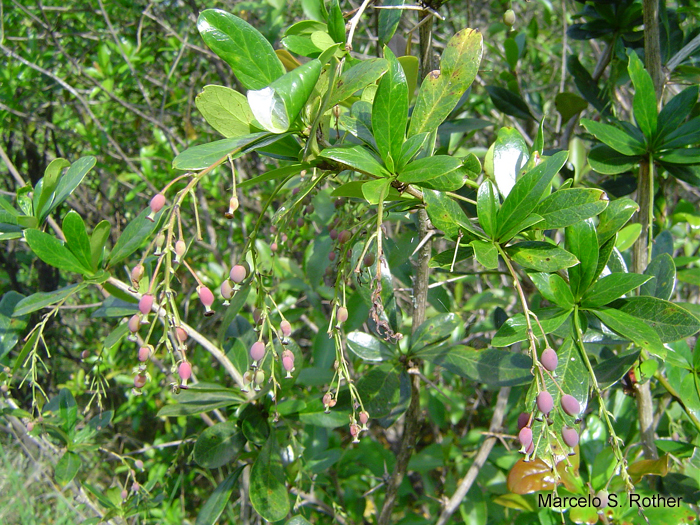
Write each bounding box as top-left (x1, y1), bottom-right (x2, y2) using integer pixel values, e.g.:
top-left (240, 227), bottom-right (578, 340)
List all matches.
top-left (2, 0), bottom-right (700, 523)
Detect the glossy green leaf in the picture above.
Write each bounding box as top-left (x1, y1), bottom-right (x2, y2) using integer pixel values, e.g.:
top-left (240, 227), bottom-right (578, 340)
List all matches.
top-left (656, 85), bottom-right (699, 142)
top-left (410, 313), bottom-right (461, 353)
top-left (281, 34), bottom-right (323, 57)
top-left (107, 208), bottom-right (161, 266)
top-left (24, 228), bottom-right (90, 275)
top-left (157, 384), bottom-right (243, 417)
top-left (627, 50), bottom-right (657, 140)
top-left (580, 118), bottom-right (646, 156)
top-left (566, 219), bottom-right (598, 298)
top-left (534, 188), bottom-right (609, 229)
top-left (641, 253), bottom-right (675, 300)
top-left (372, 47), bottom-right (407, 172)
top-left (327, 0), bottom-right (344, 42)
top-left (590, 307), bottom-right (666, 357)
top-left (319, 144), bottom-right (389, 177)
top-left (361, 178), bottom-right (390, 205)
top-left (588, 144), bottom-right (639, 175)
top-left (195, 85), bottom-right (254, 138)
top-left (194, 421), bottom-right (245, 469)
top-left (492, 307), bottom-right (572, 346)
top-left (477, 180), bottom-right (499, 238)
top-left (490, 127), bottom-right (529, 198)
top-left (89, 220), bottom-right (110, 271)
top-left (496, 150), bottom-right (568, 241)
top-left (593, 234), bottom-right (616, 282)
top-left (195, 467), bottom-right (244, 525)
top-left (596, 197), bottom-right (638, 245)
top-left (35, 158), bottom-right (70, 221)
top-left (55, 451), bottom-right (81, 486)
top-left (13, 283), bottom-right (84, 317)
top-left (471, 239), bottom-right (498, 269)
top-left (593, 350), bottom-right (641, 389)
top-left (172, 133), bottom-right (272, 170)
top-left (355, 363), bottom-right (408, 418)
top-left (397, 132), bottom-right (428, 171)
top-left (486, 86), bottom-right (536, 121)
top-left (247, 59), bottom-right (322, 133)
top-left (430, 246), bottom-right (475, 269)
top-left (328, 59), bottom-right (388, 107)
top-left (62, 211), bottom-right (93, 272)
top-left (581, 273), bottom-right (652, 307)
top-left (567, 55), bottom-right (607, 113)
top-left (549, 274), bottom-right (575, 309)
top-left (347, 331), bottom-right (395, 361)
top-left (660, 117), bottom-right (700, 150)
top-left (611, 296), bottom-right (700, 343)
top-left (378, 0), bottom-right (404, 44)
top-left (197, 9), bottom-right (285, 90)
top-left (416, 345), bottom-right (533, 388)
top-left (41, 156), bottom-right (96, 222)
top-left (658, 148), bottom-right (700, 165)
top-left (423, 189), bottom-right (481, 241)
top-left (615, 223), bottom-right (641, 252)
top-left (506, 241), bottom-right (579, 272)
top-left (408, 28), bottom-right (482, 137)
top-left (398, 155), bottom-right (463, 185)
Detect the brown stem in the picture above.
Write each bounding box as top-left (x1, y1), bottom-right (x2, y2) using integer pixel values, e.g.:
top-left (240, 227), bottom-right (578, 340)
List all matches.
top-left (643, 0), bottom-right (664, 97)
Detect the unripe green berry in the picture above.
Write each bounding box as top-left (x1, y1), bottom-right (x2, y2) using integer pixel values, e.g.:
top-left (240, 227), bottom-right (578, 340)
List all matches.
top-left (337, 306), bottom-right (348, 323)
top-left (503, 9), bottom-right (515, 26)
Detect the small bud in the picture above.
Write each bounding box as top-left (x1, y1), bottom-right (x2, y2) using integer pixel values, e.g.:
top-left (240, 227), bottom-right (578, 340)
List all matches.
top-left (178, 361), bottom-right (192, 382)
top-left (134, 373), bottom-right (147, 389)
top-left (254, 370), bottom-right (265, 390)
top-left (154, 232), bottom-right (166, 255)
top-left (139, 294), bottom-right (154, 316)
top-left (338, 230), bottom-right (351, 244)
top-left (363, 253), bottom-right (375, 267)
top-left (131, 264), bottom-right (144, 287)
top-left (250, 341), bottom-right (266, 363)
top-left (148, 193), bottom-right (166, 220)
top-left (305, 204), bottom-right (314, 215)
top-left (271, 242), bottom-right (278, 252)
top-left (297, 217), bottom-right (304, 228)
top-left (280, 320), bottom-right (292, 338)
top-left (197, 285), bottom-right (215, 316)
top-left (329, 229), bottom-right (338, 240)
top-left (503, 9), bottom-right (516, 26)
top-left (229, 265), bottom-right (247, 283)
top-left (225, 196), bottom-right (239, 218)
top-left (138, 346), bottom-right (152, 362)
top-left (282, 349), bottom-right (295, 377)
top-left (175, 326), bottom-right (188, 343)
top-left (174, 240), bottom-right (186, 262)
top-left (337, 306), bottom-right (348, 323)
top-left (323, 393), bottom-right (333, 410)
top-left (242, 370), bottom-right (253, 392)
top-left (292, 187), bottom-right (300, 196)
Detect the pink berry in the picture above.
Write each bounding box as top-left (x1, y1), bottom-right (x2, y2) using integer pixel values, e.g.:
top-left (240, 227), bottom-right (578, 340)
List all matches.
top-left (562, 426), bottom-right (579, 447)
top-left (178, 361), bottom-right (192, 381)
top-left (297, 217), bottom-right (304, 227)
top-left (138, 294), bottom-right (154, 315)
top-left (131, 264), bottom-right (144, 285)
top-left (541, 348), bottom-right (558, 371)
top-left (518, 426), bottom-right (533, 448)
top-left (175, 240), bottom-right (186, 261)
top-left (328, 251), bottom-right (336, 262)
top-left (280, 320), bottom-right (292, 337)
top-left (128, 314), bottom-right (141, 334)
top-left (134, 373), bottom-right (147, 389)
top-left (359, 411), bottom-right (369, 425)
top-left (329, 229), bottom-right (338, 240)
top-left (132, 482), bottom-right (139, 492)
top-left (135, 459), bottom-right (144, 470)
top-left (282, 350), bottom-right (295, 375)
top-left (561, 394), bottom-right (580, 416)
top-left (27, 422), bottom-right (34, 432)
top-left (149, 193), bottom-right (166, 215)
top-left (229, 265), bottom-right (247, 283)
top-left (175, 326), bottom-right (188, 343)
top-left (526, 440), bottom-right (535, 455)
top-left (225, 196), bottom-right (239, 218)
top-left (271, 242), bottom-right (278, 252)
top-left (337, 306), bottom-right (348, 323)
top-left (537, 391), bottom-right (554, 414)
top-left (138, 346), bottom-right (151, 362)
top-left (198, 286), bottom-right (214, 307)
top-left (517, 412), bottom-right (530, 430)
top-left (220, 280), bottom-right (233, 301)
top-left (363, 253), bottom-right (376, 267)
top-left (323, 393), bottom-right (333, 407)
top-left (121, 489), bottom-right (129, 500)
top-left (338, 230), bottom-right (351, 244)
top-left (250, 341), bottom-right (266, 362)
top-left (349, 423), bottom-right (360, 437)
top-left (81, 350), bottom-right (90, 359)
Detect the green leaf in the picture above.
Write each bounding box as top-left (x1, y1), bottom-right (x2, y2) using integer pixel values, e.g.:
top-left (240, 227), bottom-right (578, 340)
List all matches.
top-left (286, 517), bottom-right (313, 525)
top-left (588, 144), bottom-right (639, 175)
top-left (281, 34), bottom-right (323, 57)
top-left (486, 86), bottom-right (536, 121)
top-left (658, 148), bottom-right (700, 165)
top-left (327, 0), bottom-right (345, 43)
top-left (477, 180), bottom-right (499, 238)
top-left (641, 253), bottom-right (675, 300)
top-left (590, 307), bottom-right (666, 357)
top-left (328, 59), bottom-right (388, 107)
top-left (107, 207), bottom-right (161, 266)
top-left (195, 467), bottom-right (244, 525)
top-left (55, 451), bottom-right (81, 486)
top-left (35, 158), bottom-right (70, 221)
top-left (378, 0), bottom-right (404, 44)
top-left (13, 284), bottom-right (85, 317)
top-left (347, 331), bottom-right (395, 361)
top-left (89, 220), bottom-right (110, 271)
top-left (172, 132), bottom-right (274, 170)
top-left (240, 404), bottom-right (271, 445)
top-left (361, 178), bottom-right (391, 205)
top-left (398, 156), bottom-right (464, 186)
top-left (554, 92), bottom-right (588, 124)
top-left (580, 119), bottom-right (646, 156)
top-left (238, 164), bottom-right (307, 189)
top-left (492, 307), bottom-right (572, 346)
top-left (566, 219), bottom-right (598, 299)
top-left (490, 127), bottom-right (529, 198)
top-left (157, 384), bottom-right (243, 417)
top-left (397, 132), bottom-right (429, 171)
top-left (408, 28), bottom-right (482, 137)
top-left (610, 296), bottom-right (700, 343)
top-left (656, 86), bottom-right (699, 142)
top-left (627, 50), bottom-right (658, 140)
top-left (416, 345), bottom-right (533, 388)
top-left (506, 241), bottom-right (579, 272)
top-left (62, 211), bottom-right (93, 272)
top-left (0, 292), bottom-right (27, 359)
top-left (581, 273), bottom-right (652, 307)
top-left (471, 240), bottom-right (498, 269)
top-left (596, 197), bottom-right (638, 245)
top-left (549, 274), bottom-right (575, 309)
top-left (593, 350), bottom-right (641, 389)
top-left (410, 313), bottom-right (461, 353)
top-left (660, 117), bottom-right (700, 150)
top-left (250, 434), bottom-right (291, 523)
top-left (24, 229), bottom-right (90, 275)
top-left (423, 190), bottom-right (481, 241)
top-left (615, 223), bottom-right (641, 252)
top-left (319, 145), bottom-right (389, 177)
top-left (534, 188), bottom-right (609, 229)
top-left (372, 47), bottom-right (407, 172)
top-left (41, 156), bottom-right (96, 222)
top-left (496, 150), bottom-right (568, 241)
top-left (567, 55), bottom-right (607, 113)
top-left (194, 421), bottom-right (245, 469)
top-left (195, 85), bottom-right (254, 138)
top-left (197, 9), bottom-right (285, 90)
